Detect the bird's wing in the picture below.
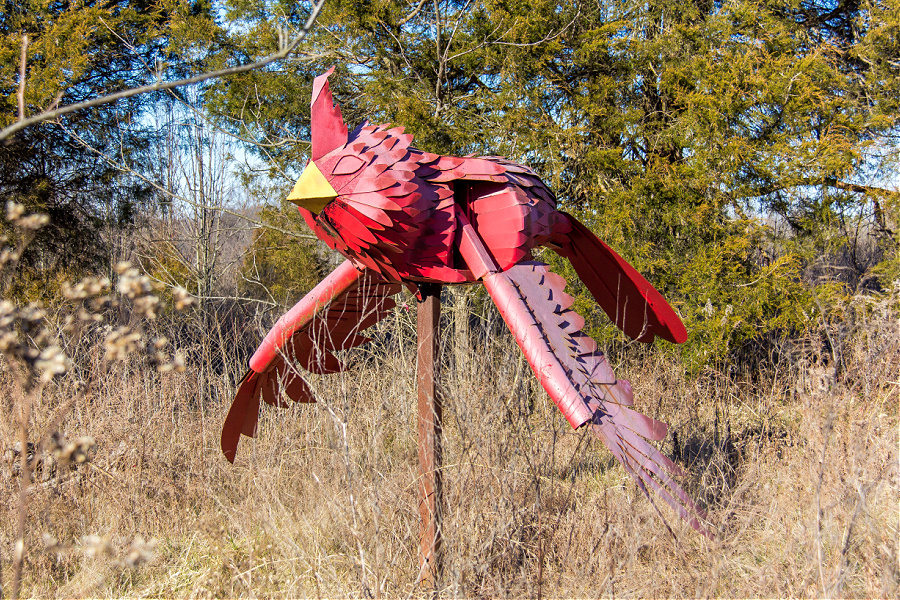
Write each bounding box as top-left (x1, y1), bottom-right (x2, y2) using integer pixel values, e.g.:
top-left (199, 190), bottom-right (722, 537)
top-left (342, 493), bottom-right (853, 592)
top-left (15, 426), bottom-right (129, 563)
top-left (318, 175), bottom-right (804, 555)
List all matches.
top-left (458, 219), bottom-right (709, 536)
top-left (557, 212), bottom-right (688, 344)
top-left (418, 154), bottom-right (509, 184)
top-left (461, 179), bottom-right (564, 271)
top-left (221, 260), bottom-right (401, 462)
top-left (424, 150), bottom-right (686, 345)
top-left (421, 155), bottom-right (568, 272)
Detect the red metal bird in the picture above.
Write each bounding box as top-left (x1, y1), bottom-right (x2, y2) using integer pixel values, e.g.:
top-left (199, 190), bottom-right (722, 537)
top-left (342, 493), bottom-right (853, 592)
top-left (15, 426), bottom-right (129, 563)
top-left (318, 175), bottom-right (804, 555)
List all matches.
top-left (222, 68), bottom-right (707, 534)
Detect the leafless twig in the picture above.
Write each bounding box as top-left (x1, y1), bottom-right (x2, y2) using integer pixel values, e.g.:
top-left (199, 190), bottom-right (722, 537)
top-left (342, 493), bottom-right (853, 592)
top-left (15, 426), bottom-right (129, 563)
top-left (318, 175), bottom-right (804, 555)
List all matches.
top-left (60, 124), bottom-right (317, 241)
top-left (399, 0), bottom-right (428, 26)
top-left (0, 0), bottom-right (326, 142)
top-left (17, 35), bottom-right (29, 123)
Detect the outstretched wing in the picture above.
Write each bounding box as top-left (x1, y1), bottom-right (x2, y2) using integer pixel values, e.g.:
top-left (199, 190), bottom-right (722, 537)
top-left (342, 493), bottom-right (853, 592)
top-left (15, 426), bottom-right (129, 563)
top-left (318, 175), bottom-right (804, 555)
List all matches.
top-left (221, 260), bottom-right (401, 462)
top-left (458, 218), bottom-right (708, 535)
top-left (557, 212), bottom-right (688, 344)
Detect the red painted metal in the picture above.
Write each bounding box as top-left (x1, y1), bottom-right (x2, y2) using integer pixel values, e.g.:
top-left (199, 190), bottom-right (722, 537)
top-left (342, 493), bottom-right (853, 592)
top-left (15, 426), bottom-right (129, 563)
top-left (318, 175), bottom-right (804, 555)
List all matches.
top-left (462, 227), bottom-right (707, 533)
top-left (221, 69), bottom-right (709, 537)
top-left (296, 70), bottom-right (686, 344)
top-left (220, 260), bottom-right (401, 462)
top-left (457, 217), bottom-right (497, 280)
top-left (248, 259), bottom-right (359, 373)
top-left (310, 67), bottom-right (348, 161)
top-left (557, 212), bottom-right (687, 343)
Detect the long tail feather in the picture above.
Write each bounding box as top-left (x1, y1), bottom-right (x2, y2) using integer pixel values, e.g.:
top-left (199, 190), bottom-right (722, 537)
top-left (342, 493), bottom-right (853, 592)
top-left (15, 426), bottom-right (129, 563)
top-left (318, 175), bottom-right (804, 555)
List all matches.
top-left (480, 260), bottom-right (709, 536)
top-left (457, 215), bottom-right (707, 535)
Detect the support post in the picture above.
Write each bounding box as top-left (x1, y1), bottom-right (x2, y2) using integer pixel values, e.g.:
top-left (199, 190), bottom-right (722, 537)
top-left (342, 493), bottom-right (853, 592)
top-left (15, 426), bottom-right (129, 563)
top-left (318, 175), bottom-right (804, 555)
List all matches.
top-left (416, 283), bottom-right (443, 590)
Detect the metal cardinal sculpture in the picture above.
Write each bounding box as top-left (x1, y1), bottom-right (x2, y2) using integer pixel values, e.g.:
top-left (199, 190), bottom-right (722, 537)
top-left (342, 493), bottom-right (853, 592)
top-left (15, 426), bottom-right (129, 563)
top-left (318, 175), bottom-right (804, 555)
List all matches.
top-left (222, 68), bottom-right (707, 535)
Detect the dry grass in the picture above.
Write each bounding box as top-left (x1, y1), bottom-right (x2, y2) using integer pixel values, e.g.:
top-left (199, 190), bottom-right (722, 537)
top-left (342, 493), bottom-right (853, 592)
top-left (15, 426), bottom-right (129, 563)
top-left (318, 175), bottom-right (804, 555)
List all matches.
top-left (1, 290), bottom-right (898, 598)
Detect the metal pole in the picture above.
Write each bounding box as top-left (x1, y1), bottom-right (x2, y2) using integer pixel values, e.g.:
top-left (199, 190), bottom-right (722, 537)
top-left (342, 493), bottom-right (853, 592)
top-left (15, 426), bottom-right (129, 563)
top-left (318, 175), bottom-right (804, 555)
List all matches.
top-left (416, 283), bottom-right (443, 590)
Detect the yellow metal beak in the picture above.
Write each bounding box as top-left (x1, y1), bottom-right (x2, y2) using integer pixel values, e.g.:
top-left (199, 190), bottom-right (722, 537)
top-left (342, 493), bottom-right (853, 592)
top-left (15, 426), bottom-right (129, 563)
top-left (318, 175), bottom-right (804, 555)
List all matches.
top-left (287, 162), bottom-right (337, 213)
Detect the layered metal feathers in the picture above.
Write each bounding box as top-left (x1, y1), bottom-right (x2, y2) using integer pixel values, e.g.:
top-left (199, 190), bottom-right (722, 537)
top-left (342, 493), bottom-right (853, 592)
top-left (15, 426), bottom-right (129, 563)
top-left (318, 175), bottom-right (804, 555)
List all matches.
top-left (221, 68), bottom-right (707, 536)
top-left (484, 261), bottom-right (706, 534)
top-left (221, 260), bottom-right (400, 462)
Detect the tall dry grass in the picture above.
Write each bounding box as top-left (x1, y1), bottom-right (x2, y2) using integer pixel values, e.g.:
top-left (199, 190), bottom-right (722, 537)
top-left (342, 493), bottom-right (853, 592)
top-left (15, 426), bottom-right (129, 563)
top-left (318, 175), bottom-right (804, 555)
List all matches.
top-left (1, 285), bottom-right (898, 597)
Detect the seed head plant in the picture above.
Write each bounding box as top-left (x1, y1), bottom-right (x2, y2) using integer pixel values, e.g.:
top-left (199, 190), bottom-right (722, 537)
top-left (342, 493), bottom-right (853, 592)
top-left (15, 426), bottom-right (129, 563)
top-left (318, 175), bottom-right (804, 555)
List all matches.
top-left (0, 202), bottom-right (190, 599)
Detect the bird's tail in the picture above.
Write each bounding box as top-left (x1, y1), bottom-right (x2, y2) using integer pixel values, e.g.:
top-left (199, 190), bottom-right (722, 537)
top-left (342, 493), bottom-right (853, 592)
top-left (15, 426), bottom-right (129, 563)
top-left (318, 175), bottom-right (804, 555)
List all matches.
top-left (458, 215), bottom-right (709, 536)
top-left (556, 212), bottom-right (687, 344)
top-left (481, 259), bottom-right (710, 537)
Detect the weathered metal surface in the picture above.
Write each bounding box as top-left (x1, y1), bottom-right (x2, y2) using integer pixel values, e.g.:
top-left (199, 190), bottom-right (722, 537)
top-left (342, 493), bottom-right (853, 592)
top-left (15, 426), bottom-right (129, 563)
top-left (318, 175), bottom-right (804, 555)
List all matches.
top-left (221, 68), bottom-right (709, 537)
top-left (416, 284), bottom-right (443, 587)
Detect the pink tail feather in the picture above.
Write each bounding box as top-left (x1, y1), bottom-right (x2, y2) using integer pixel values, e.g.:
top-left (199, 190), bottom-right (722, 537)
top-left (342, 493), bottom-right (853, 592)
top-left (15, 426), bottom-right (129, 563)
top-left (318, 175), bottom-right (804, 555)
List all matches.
top-left (479, 259), bottom-right (710, 537)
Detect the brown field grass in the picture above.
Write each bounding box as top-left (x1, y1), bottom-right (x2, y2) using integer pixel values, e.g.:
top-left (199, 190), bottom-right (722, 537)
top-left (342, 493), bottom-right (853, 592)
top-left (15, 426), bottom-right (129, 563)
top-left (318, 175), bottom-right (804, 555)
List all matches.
top-left (1, 289), bottom-right (898, 598)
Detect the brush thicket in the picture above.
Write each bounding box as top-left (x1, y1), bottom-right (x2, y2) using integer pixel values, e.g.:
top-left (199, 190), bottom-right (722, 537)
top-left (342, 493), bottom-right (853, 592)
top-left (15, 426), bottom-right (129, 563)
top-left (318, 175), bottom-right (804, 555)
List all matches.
top-left (1, 284), bottom-right (898, 598)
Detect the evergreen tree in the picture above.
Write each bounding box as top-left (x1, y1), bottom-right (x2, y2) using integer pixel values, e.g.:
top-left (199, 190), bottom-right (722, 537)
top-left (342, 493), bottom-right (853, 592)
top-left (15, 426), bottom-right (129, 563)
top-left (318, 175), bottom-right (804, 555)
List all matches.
top-left (209, 0), bottom-right (899, 364)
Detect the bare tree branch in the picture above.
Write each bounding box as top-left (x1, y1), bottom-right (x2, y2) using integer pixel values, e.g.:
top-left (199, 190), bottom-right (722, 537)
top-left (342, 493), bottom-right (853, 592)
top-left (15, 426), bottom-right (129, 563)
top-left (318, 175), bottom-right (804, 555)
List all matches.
top-left (743, 177), bottom-right (900, 201)
top-left (61, 123), bottom-right (317, 241)
top-left (0, 0), bottom-right (326, 142)
top-left (17, 35), bottom-right (28, 122)
top-left (448, 11), bottom-right (579, 62)
top-left (826, 178), bottom-right (900, 197)
top-left (399, 0), bottom-right (428, 26)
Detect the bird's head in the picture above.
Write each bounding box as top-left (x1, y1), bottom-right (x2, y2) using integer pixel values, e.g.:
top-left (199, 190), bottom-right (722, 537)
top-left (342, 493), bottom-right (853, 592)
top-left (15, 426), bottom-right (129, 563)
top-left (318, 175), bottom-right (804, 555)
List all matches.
top-left (287, 67), bottom-right (347, 215)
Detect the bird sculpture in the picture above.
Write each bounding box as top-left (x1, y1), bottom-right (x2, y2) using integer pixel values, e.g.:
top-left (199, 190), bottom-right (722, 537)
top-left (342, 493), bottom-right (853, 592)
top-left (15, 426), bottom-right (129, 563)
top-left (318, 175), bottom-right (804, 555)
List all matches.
top-left (222, 68), bottom-right (707, 534)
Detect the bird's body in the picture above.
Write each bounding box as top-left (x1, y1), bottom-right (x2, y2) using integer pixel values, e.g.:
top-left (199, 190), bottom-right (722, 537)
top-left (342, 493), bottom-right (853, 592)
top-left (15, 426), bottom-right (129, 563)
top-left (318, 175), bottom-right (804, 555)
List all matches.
top-left (222, 68), bottom-right (708, 535)
top-left (300, 133), bottom-right (564, 286)
top-left (295, 113), bottom-right (685, 344)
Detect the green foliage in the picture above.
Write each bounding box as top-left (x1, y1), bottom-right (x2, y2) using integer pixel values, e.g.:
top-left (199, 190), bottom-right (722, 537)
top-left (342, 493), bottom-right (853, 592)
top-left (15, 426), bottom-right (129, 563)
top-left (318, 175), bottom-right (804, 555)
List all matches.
top-left (3, 0), bottom-right (896, 368)
top-left (206, 0), bottom-right (899, 367)
top-left (0, 0), bottom-right (219, 125)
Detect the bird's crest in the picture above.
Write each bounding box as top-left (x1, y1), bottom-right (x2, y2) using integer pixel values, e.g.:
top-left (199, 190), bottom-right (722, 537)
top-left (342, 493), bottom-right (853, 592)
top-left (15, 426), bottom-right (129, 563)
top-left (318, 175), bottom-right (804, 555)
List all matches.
top-left (311, 67), bottom-right (349, 162)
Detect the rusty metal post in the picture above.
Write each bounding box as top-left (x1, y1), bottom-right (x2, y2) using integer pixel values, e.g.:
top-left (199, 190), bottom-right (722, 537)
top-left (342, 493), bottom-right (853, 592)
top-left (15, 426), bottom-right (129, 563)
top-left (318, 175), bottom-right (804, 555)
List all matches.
top-left (416, 283), bottom-right (443, 589)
